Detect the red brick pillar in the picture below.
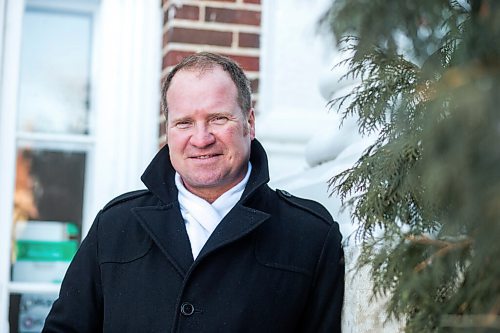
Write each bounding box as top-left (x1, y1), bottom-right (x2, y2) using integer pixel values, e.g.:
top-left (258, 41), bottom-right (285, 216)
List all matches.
top-left (159, 0), bottom-right (261, 144)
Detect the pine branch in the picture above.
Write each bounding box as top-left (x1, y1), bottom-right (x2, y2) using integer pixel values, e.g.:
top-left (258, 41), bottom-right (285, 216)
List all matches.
top-left (322, 0), bottom-right (500, 331)
top-left (406, 235), bottom-right (473, 272)
top-left (440, 314), bottom-right (500, 329)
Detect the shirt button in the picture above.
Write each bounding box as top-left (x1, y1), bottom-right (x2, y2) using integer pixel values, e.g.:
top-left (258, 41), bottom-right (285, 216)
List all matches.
top-left (180, 302), bottom-right (195, 316)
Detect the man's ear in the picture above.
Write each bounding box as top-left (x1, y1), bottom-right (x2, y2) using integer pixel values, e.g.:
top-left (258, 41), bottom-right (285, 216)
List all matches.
top-left (247, 108), bottom-right (256, 140)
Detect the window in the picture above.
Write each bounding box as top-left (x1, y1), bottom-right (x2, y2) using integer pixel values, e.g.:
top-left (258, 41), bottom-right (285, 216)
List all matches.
top-left (0, 0), bottom-right (162, 331)
top-left (9, 4), bottom-right (96, 332)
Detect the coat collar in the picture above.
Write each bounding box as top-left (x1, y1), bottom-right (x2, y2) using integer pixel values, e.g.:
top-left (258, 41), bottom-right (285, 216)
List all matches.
top-left (137, 139), bottom-right (271, 277)
top-left (140, 139), bottom-right (271, 206)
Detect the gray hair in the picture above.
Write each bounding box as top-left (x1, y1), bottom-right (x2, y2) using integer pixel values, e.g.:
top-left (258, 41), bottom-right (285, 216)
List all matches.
top-left (161, 52), bottom-right (252, 118)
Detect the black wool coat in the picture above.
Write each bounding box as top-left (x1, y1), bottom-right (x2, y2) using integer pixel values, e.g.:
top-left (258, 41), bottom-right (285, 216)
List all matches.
top-left (42, 140), bottom-right (344, 333)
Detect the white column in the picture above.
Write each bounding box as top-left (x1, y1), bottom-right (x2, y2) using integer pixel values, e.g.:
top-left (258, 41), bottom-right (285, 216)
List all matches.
top-left (0, 0), bottom-right (25, 331)
top-left (89, 0), bottom-right (163, 225)
top-left (0, 0), bottom-right (6, 75)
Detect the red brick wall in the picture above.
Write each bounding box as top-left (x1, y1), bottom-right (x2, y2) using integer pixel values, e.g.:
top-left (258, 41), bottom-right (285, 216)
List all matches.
top-left (159, 0), bottom-right (261, 144)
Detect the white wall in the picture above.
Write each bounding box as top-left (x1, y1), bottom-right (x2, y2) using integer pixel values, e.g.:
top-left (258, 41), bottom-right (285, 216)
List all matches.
top-left (258, 0), bottom-right (342, 179)
top-left (259, 0), bottom-right (402, 331)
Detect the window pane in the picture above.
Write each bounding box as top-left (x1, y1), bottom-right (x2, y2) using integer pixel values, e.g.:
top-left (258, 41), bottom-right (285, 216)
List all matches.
top-left (9, 293), bottom-right (58, 333)
top-left (12, 148), bottom-right (85, 283)
top-left (17, 9), bottom-right (92, 134)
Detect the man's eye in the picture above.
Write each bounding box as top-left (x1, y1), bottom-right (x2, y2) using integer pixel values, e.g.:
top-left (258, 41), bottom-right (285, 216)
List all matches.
top-left (175, 121), bottom-right (191, 129)
top-left (211, 116), bottom-right (228, 125)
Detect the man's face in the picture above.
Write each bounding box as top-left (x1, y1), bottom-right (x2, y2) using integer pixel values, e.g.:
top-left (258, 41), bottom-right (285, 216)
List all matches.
top-left (166, 67), bottom-right (255, 202)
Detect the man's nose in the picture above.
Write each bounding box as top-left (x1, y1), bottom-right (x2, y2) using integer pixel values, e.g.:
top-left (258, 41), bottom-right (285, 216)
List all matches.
top-left (190, 124), bottom-right (215, 148)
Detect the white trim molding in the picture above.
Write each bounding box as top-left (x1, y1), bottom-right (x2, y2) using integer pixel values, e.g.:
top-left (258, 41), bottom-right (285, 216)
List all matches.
top-left (90, 0), bottom-right (163, 219)
top-left (0, 1), bottom-right (25, 330)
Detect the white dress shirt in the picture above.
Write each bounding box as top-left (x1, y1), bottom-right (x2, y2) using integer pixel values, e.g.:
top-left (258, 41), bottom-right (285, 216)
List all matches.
top-left (175, 162), bottom-right (252, 259)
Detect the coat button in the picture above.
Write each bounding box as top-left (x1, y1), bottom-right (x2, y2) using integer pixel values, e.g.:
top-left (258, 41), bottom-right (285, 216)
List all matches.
top-left (180, 302), bottom-right (195, 316)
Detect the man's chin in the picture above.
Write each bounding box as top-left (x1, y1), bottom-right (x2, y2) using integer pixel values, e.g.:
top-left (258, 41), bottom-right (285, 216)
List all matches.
top-left (183, 176), bottom-right (223, 190)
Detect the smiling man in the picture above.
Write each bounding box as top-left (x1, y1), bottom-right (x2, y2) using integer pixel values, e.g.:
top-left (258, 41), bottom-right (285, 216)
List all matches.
top-left (166, 65), bottom-right (255, 204)
top-left (43, 52), bottom-right (344, 332)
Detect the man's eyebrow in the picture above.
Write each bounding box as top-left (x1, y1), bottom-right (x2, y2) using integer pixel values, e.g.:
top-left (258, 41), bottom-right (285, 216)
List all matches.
top-left (209, 112), bottom-right (233, 118)
top-left (170, 116), bottom-right (192, 124)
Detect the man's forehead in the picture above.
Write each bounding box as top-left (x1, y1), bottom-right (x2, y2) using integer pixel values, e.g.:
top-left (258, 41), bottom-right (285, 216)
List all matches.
top-left (168, 66), bottom-right (237, 95)
top-left (174, 65), bottom-right (222, 80)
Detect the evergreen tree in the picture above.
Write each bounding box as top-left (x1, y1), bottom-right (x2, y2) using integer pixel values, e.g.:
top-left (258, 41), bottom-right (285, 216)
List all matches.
top-left (322, 0), bottom-right (500, 331)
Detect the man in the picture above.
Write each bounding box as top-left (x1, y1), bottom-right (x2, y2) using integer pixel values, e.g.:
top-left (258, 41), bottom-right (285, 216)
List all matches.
top-left (43, 52), bottom-right (344, 332)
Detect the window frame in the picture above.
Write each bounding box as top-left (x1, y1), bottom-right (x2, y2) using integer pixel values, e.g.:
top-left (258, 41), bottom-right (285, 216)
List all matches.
top-left (0, 0), bottom-right (162, 330)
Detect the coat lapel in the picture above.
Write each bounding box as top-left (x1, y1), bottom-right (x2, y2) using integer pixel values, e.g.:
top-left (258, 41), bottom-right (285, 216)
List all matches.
top-left (132, 204), bottom-right (194, 277)
top-left (197, 205), bottom-right (270, 260)
top-left (137, 140), bottom-right (272, 271)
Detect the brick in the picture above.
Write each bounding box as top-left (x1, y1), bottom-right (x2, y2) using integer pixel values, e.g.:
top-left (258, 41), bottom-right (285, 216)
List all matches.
top-left (162, 30), bottom-right (169, 48)
top-left (251, 98), bottom-right (258, 109)
top-left (239, 32), bottom-right (260, 48)
top-left (164, 5), bottom-right (199, 26)
top-left (168, 27), bottom-right (233, 47)
top-left (205, 7), bottom-right (260, 26)
top-left (162, 50), bottom-right (194, 68)
top-left (170, 5), bottom-right (200, 21)
top-left (250, 78), bottom-right (259, 93)
top-left (163, 51), bottom-right (258, 75)
top-left (221, 54), bottom-right (259, 71)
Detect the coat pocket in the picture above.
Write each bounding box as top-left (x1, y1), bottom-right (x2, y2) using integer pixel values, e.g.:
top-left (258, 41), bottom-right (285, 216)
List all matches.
top-left (254, 236), bottom-right (313, 277)
top-left (98, 220), bottom-right (153, 264)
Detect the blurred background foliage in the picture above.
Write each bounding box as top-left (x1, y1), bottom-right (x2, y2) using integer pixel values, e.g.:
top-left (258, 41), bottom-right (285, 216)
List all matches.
top-left (322, 0), bottom-right (500, 331)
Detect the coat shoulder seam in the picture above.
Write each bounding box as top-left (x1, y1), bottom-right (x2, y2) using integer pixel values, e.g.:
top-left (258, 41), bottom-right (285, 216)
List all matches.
top-left (275, 189), bottom-right (334, 226)
top-left (102, 189), bottom-right (150, 211)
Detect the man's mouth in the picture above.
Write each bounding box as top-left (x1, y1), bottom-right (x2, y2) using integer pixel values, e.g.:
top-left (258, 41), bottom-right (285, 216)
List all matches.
top-left (191, 154), bottom-right (220, 159)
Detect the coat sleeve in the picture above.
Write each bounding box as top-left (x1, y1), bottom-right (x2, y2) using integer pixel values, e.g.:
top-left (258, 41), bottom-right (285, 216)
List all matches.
top-left (42, 212), bottom-right (104, 333)
top-left (299, 222), bottom-right (345, 332)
